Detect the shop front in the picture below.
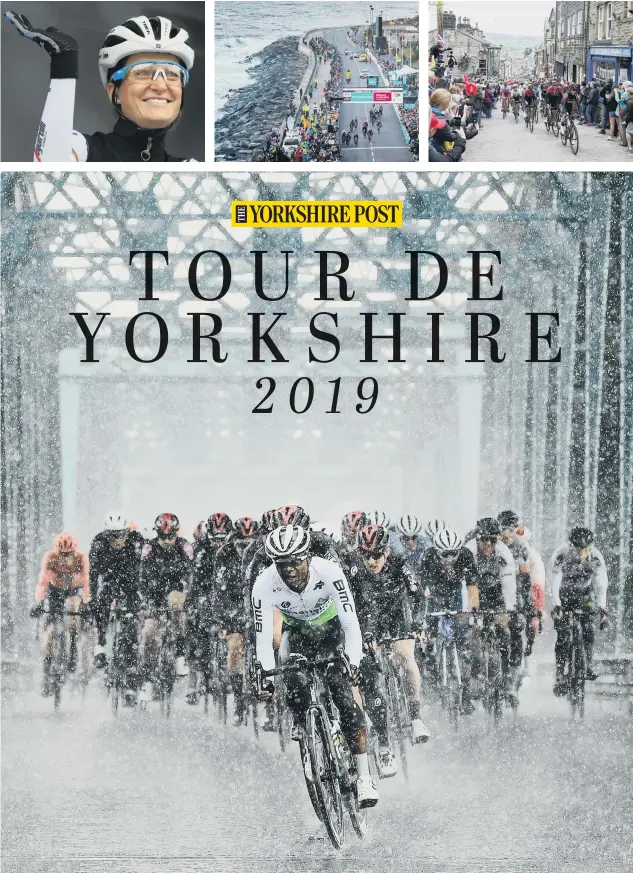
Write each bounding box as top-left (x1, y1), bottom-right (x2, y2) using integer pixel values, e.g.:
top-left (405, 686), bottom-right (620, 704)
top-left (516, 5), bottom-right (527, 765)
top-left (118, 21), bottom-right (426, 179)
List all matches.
top-left (587, 44), bottom-right (633, 83)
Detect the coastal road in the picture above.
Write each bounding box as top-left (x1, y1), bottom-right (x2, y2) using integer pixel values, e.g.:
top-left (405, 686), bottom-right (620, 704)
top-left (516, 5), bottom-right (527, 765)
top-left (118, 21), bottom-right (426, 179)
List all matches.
top-left (3, 662), bottom-right (632, 872)
top-left (462, 104), bottom-right (632, 163)
top-left (325, 27), bottom-right (414, 163)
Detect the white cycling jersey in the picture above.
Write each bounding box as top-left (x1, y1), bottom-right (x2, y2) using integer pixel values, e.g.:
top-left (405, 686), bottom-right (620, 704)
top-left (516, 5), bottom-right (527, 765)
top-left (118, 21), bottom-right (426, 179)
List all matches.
top-left (549, 544), bottom-right (608, 609)
top-left (251, 555), bottom-right (363, 673)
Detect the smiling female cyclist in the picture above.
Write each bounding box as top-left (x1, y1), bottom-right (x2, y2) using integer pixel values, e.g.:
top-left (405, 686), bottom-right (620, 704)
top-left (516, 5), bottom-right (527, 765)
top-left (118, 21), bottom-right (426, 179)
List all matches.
top-left (4, 10), bottom-right (196, 162)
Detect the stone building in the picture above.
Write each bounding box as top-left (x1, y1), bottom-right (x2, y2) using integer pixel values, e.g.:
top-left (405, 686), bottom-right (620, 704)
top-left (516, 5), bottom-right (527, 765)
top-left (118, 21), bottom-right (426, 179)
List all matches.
top-left (554, 1), bottom-right (589, 81)
top-left (429, 12), bottom-right (501, 77)
top-left (587, 1), bottom-right (633, 82)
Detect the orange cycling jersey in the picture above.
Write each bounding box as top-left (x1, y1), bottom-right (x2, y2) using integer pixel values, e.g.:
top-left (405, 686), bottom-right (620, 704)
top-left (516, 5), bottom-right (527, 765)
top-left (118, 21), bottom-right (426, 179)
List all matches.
top-left (35, 550), bottom-right (90, 604)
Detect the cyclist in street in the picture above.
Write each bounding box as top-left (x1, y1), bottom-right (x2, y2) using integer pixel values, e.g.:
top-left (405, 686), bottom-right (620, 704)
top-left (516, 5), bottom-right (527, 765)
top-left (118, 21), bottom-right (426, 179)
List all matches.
top-left (390, 515), bottom-right (426, 580)
top-left (418, 528), bottom-right (480, 713)
top-left (89, 512), bottom-right (145, 701)
top-left (253, 525), bottom-right (379, 808)
top-left (550, 527), bottom-right (608, 696)
top-left (497, 510), bottom-right (546, 668)
top-left (4, 10), bottom-right (197, 162)
top-left (205, 518), bottom-right (258, 723)
top-left (138, 512), bottom-right (193, 703)
top-left (466, 518), bottom-right (517, 699)
top-left (30, 532), bottom-right (91, 695)
top-left (523, 83), bottom-right (537, 125)
top-left (352, 524), bottom-right (431, 745)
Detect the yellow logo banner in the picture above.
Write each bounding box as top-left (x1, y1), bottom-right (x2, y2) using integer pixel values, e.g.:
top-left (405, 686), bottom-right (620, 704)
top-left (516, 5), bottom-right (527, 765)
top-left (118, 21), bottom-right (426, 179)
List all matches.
top-left (232, 201), bottom-right (402, 228)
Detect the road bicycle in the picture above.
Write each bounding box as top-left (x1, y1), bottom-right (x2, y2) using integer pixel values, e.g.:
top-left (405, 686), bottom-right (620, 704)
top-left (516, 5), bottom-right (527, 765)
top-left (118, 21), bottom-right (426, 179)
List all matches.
top-left (525, 102), bottom-right (537, 132)
top-left (376, 635), bottom-right (417, 782)
top-left (427, 611), bottom-right (466, 731)
top-left (138, 608), bottom-right (179, 717)
top-left (108, 603), bottom-right (140, 717)
top-left (242, 633), bottom-right (261, 740)
top-left (38, 598), bottom-right (92, 711)
top-left (560, 112), bottom-right (579, 155)
top-left (264, 655), bottom-right (369, 850)
top-left (512, 102), bottom-right (520, 123)
top-left (549, 105), bottom-right (561, 137)
top-left (479, 609), bottom-right (511, 726)
top-left (559, 608), bottom-right (590, 720)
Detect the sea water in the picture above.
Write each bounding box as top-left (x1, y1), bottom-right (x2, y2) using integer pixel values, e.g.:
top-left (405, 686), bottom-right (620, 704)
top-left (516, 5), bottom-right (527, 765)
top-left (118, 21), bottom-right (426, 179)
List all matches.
top-left (215, 1), bottom-right (419, 116)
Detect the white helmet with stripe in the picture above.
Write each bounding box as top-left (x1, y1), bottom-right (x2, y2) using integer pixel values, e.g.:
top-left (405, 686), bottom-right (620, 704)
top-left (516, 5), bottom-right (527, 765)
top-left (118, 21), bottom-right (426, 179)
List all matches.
top-left (98, 16), bottom-right (195, 88)
top-left (424, 517), bottom-right (447, 540)
top-left (265, 525), bottom-right (311, 560)
top-left (366, 510), bottom-right (391, 528)
top-left (433, 528), bottom-right (463, 551)
top-left (396, 515), bottom-right (423, 537)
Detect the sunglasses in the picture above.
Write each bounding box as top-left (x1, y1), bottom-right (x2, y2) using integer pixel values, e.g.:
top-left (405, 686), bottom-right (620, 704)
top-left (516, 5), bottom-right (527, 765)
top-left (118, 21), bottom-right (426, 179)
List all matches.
top-left (361, 550), bottom-right (387, 561)
top-left (275, 556), bottom-right (306, 570)
top-left (438, 549), bottom-right (460, 559)
top-left (477, 536), bottom-right (498, 544)
top-left (110, 61), bottom-right (189, 87)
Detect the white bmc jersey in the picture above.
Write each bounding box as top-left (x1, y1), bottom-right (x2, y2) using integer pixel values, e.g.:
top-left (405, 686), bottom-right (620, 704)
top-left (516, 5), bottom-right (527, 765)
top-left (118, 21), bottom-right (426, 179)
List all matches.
top-left (251, 555), bottom-right (363, 673)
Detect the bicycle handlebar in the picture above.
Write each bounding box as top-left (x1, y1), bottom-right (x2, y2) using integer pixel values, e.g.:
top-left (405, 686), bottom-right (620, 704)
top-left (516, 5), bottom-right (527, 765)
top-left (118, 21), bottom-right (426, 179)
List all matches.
top-left (263, 654), bottom-right (343, 677)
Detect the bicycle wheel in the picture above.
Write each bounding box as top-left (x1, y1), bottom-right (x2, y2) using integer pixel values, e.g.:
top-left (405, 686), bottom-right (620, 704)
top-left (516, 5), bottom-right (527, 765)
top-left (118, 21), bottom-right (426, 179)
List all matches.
top-left (50, 627), bottom-right (66, 712)
top-left (535, 105), bottom-right (539, 123)
top-left (544, 110), bottom-right (550, 131)
top-left (569, 121), bottom-right (579, 155)
top-left (448, 644), bottom-right (462, 731)
top-left (529, 109), bottom-right (534, 133)
top-left (389, 668), bottom-right (409, 782)
top-left (569, 625), bottom-right (586, 720)
top-left (561, 123), bottom-right (568, 146)
top-left (484, 637), bottom-right (503, 726)
top-left (305, 707), bottom-right (344, 849)
top-left (552, 114), bottom-right (560, 137)
top-left (343, 763), bottom-right (368, 839)
top-left (276, 691), bottom-right (290, 753)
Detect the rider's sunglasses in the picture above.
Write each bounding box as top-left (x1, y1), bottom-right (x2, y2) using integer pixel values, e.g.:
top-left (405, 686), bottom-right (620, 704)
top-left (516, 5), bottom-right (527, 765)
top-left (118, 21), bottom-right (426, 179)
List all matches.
top-left (361, 549), bottom-right (387, 561)
top-left (110, 61), bottom-right (189, 87)
top-left (477, 536), bottom-right (497, 544)
top-left (438, 549), bottom-right (460, 559)
top-left (275, 555), bottom-right (306, 570)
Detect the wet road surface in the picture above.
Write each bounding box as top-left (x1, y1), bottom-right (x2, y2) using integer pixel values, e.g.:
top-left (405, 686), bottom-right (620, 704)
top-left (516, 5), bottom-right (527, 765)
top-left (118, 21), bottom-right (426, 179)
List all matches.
top-left (3, 661), bottom-right (632, 873)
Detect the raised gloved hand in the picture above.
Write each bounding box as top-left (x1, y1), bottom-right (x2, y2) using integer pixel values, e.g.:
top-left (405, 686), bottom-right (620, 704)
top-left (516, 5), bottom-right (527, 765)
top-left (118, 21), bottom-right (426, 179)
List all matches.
top-left (4, 10), bottom-right (78, 78)
top-left (551, 605), bottom-right (563, 622)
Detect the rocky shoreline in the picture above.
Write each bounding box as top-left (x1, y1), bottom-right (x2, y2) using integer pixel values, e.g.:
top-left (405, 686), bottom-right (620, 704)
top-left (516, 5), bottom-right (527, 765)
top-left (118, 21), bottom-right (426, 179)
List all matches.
top-left (215, 37), bottom-right (309, 161)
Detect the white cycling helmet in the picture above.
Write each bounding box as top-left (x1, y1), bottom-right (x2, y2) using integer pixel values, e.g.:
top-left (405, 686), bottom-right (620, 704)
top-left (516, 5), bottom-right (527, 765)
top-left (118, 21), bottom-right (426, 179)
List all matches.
top-left (265, 525), bottom-right (311, 561)
top-left (396, 515), bottom-right (423, 537)
top-left (424, 517), bottom-right (447, 540)
top-left (366, 510), bottom-right (391, 528)
top-left (433, 528), bottom-right (463, 552)
top-left (103, 511), bottom-right (128, 532)
top-left (98, 16), bottom-right (195, 89)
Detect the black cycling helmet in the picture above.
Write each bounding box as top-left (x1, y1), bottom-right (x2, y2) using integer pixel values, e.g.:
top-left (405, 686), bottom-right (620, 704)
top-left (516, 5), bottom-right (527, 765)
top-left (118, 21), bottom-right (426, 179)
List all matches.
top-left (497, 510), bottom-right (519, 529)
top-left (569, 527), bottom-right (594, 549)
top-left (476, 517), bottom-right (501, 538)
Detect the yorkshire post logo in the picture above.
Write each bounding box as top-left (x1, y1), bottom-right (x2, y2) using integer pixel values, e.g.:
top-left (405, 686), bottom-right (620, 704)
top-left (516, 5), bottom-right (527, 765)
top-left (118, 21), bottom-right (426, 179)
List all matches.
top-left (232, 200), bottom-right (402, 228)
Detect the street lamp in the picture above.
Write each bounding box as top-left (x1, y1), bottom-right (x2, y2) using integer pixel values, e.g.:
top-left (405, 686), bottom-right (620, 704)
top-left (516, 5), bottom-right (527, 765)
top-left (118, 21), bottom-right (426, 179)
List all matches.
top-left (369, 5), bottom-right (374, 45)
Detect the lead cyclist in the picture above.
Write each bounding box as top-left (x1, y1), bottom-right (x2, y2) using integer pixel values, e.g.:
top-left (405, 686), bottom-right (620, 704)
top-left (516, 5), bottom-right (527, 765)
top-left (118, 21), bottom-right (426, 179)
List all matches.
top-left (252, 525), bottom-right (379, 809)
top-left (4, 10), bottom-right (197, 162)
